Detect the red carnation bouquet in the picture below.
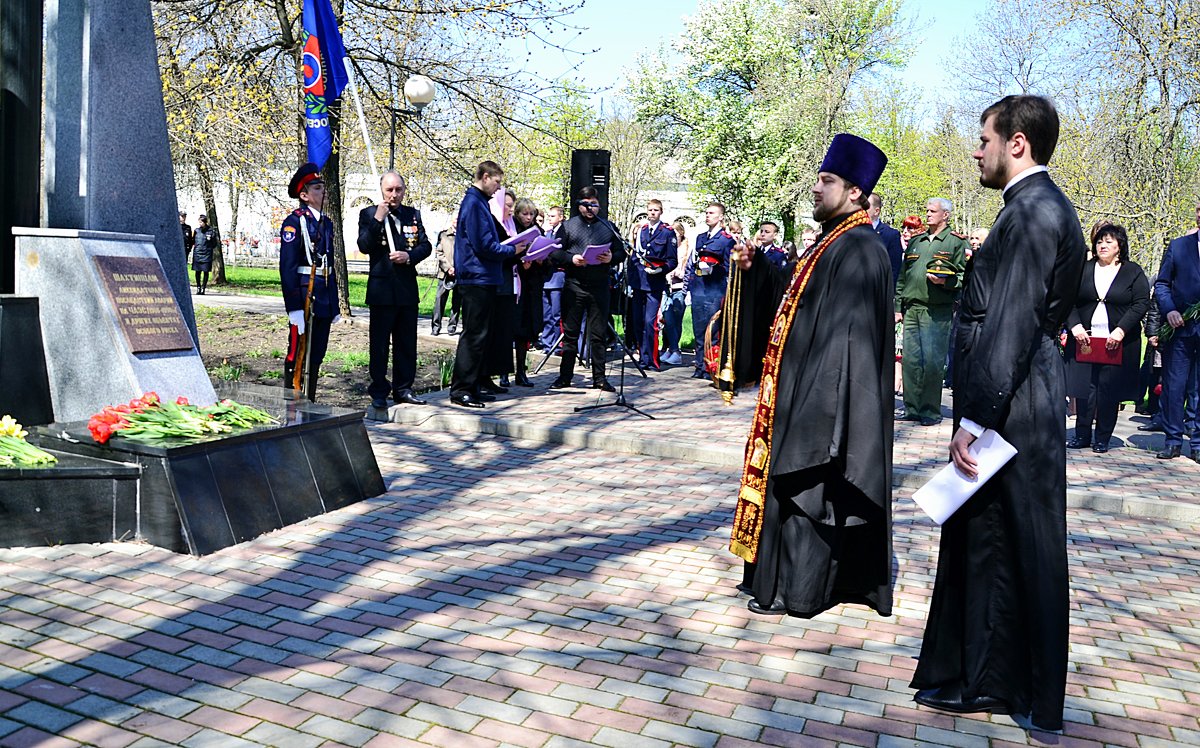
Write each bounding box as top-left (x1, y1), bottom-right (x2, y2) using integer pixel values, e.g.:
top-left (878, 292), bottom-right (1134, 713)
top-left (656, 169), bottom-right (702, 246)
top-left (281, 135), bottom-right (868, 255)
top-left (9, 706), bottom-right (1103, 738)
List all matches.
top-left (88, 392), bottom-right (275, 444)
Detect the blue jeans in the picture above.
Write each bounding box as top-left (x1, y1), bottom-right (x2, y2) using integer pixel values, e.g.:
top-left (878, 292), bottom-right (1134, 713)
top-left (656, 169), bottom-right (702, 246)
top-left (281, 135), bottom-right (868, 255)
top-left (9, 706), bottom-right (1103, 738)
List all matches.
top-left (662, 289), bottom-right (686, 352)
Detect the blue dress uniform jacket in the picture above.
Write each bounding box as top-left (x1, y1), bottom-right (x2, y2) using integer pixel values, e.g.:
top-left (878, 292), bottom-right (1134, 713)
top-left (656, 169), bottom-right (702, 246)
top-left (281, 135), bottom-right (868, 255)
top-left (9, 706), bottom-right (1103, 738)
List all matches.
top-left (761, 244), bottom-right (788, 269)
top-left (357, 204), bottom-right (432, 307)
top-left (687, 229), bottom-right (736, 288)
top-left (629, 222), bottom-right (679, 293)
top-left (279, 206), bottom-right (339, 318)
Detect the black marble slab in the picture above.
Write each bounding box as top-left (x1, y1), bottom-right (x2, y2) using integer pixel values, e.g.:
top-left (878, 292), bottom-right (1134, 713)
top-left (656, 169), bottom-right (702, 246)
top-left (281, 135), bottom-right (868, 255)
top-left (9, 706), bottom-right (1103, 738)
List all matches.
top-left (0, 449), bottom-right (140, 548)
top-left (33, 383), bottom-right (385, 555)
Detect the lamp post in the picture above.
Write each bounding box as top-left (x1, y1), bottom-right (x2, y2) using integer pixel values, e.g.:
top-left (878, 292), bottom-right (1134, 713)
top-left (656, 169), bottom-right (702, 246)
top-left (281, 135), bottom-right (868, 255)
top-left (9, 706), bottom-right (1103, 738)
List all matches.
top-left (388, 75), bottom-right (436, 171)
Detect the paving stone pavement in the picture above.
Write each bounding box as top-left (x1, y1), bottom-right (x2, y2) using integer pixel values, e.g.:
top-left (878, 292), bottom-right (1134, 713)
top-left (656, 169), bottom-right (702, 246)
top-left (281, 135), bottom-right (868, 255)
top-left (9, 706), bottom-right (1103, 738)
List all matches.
top-left (1, 423), bottom-right (1198, 747)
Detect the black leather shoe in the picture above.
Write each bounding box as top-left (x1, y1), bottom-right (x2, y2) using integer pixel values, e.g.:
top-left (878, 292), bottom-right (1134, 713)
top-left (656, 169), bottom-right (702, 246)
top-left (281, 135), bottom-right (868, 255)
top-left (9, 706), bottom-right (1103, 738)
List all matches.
top-left (431, 328), bottom-right (441, 336)
top-left (1092, 441), bottom-right (1109, 453)
top-left (371, 397), bottom-right (388, 409)
top-left (475, 392), bottom-right (496, 402)
top-left (479, 380), bottom-right (508, 395)
top-left (447, 327), bottom-right (458, 335)
top-left (919, 417), bottom-right (942, 427)
top-left (514, 374), bottom-right (534, 387)
top-left (395, 391), bottom-right (427, 405)
top-left (498, 375), bottom-right (511, 387)
top-left (914, 685), bottom-right (1010, 715)
top-left (1157, 445), bottom-right (1182, 459)
top-left (592, 379), bottom-right (616, 392)
top-left (449, 393), bottom-right (484, 409)
top-left (1066, 436), bottom-right (1091, 449)
top-left (548, 378), bottom-right (572, 389)
top-left (1138, 422), bottom-right (1164, 432)
top-left (747, 600), bottom-right (786, 616)
top-left (690, 369), bottom-right (707, 379)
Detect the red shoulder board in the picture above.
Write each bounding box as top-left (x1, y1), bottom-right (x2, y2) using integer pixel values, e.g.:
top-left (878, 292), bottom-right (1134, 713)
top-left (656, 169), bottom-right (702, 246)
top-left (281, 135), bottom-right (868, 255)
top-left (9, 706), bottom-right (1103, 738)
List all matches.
top-left (719, 230), bottom-right (732, 239)
top-left (292, 208), bottom-right (305, 216)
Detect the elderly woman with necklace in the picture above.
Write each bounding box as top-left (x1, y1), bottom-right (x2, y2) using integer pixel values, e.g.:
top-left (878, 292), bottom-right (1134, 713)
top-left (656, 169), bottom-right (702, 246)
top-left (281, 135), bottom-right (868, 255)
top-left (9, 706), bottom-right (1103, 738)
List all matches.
top-left (1064, 223), bottom-right (1151, 453)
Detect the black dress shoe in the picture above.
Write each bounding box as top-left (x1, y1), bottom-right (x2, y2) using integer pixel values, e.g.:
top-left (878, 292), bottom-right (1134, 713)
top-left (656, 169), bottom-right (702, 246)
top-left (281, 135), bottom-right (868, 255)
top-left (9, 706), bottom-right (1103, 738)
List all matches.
top-left (1066, 436), bottom-right (1091, 449)
top-left (690, 369), bottom-right (707, 379)
top-left (1138, 422), bottom-right (1164, 432)
top-left (747, 600), bottom-right (786, 616)
top-left (395, 391), bottom-right (427, 405)
top-left (370, 397), bottom-right (388, 409)
top-left (914, 685), bottom-right (1010, 715)
top-left (431, 328), bottom-right (441, 336)
top-left (479, 380), bottom-right (508, 395)
top-left (919, 417), bottom-right (942, 427)
top-left (498, 375), bottom-right (511, 387)
top-left (1092, 441), bottom-right (1109, 453)
top-left (514, 374), bottom-right (534, 387)
top-left (592, 379), bottom-right (616, 392)
top-left (1157, 445), bottom-right (1182, 459)
top-left (548, 378), bottom-right (572, 389)
top-left (447, 327), bottom-right (457, 335)
top-left (475, 392), bottom-right (496, 402)
top-left (449, 393), bottom-right (485, 409)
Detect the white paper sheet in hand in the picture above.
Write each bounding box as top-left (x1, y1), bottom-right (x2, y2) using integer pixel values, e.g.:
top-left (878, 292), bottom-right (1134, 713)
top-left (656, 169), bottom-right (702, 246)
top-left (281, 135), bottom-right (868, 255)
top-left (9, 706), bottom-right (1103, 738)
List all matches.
top-left (912, 429), bottom-right (1018, 524)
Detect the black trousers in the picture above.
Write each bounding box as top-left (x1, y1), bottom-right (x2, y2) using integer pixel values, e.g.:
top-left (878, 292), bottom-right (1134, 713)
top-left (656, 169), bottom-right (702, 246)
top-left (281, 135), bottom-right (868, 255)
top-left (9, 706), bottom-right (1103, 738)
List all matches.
top-left (368, 304), bottom-right (418, 399)
top-left (559, 279), bottom-right (610, 382)
top-left (1073, 367), bottom-right (1120, 445)
top-left (451, 284), bottom-right (495, 397)
top-left (283, 315), bottom-right (333, 402)
top-left (432, 279), bottom-right (459, 332)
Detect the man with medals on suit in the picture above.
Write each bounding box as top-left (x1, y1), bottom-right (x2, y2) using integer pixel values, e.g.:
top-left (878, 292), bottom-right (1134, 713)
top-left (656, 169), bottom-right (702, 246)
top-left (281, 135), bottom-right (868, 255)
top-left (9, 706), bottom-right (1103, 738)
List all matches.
top-left (1154, 199), bottom-right (1200, 461)
top-left (910, 95), bottom-right (1086, 732)
top-left (358, 171), bottom-right (433, 410)
top-left (869, 193), bottom-right (904, 287)
top-left (280, 163), bottom-right (341, 402)
top-left (687, 203), bottom-right (736, 379)
top-left (728, 133), bottom-right (894, 620)
top-left (628, 199), bottom-right (678, 370)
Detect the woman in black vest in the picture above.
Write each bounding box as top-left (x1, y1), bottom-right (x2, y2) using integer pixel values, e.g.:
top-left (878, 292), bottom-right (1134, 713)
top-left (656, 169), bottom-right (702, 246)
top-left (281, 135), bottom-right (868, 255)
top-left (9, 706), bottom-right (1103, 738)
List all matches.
top-left (1064, 223), bottom-right (1151, 452)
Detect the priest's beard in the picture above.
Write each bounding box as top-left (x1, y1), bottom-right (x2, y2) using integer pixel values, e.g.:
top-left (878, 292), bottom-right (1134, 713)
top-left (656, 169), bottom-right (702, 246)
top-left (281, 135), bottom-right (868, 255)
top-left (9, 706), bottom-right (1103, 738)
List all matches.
top-left (812, 198), bottom-right (853, 223)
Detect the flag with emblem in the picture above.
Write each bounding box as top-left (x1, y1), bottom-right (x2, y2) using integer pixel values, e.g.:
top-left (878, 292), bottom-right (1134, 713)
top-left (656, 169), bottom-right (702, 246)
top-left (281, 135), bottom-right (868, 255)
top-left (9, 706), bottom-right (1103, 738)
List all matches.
top-left (301, 0), bottom-right (349, 168)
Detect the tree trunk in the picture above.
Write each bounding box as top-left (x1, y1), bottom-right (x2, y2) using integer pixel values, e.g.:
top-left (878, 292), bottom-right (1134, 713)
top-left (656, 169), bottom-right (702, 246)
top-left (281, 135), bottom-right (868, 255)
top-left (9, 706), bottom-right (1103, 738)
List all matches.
top-left (197, 159), bottom-right (226, 284)
top-left (228, 181), bottom-right (241, 266)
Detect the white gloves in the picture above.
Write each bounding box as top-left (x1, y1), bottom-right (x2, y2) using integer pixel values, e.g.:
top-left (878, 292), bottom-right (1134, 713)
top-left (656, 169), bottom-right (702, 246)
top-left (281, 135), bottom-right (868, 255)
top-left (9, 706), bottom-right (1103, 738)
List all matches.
top-left (288, 310), bottom-right (306, 334)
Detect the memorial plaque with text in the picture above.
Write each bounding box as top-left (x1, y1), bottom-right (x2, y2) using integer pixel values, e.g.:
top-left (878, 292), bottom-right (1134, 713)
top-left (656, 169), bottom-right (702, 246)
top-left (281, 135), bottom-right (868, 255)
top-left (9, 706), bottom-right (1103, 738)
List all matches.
top-left (94, 256), bottom-right (194, 353)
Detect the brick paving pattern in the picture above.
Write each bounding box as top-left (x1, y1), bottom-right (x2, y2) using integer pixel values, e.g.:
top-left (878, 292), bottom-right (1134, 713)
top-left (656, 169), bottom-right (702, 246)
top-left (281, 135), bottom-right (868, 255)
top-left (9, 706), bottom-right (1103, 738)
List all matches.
top-left (1, 421), bottom-right (1198, 746)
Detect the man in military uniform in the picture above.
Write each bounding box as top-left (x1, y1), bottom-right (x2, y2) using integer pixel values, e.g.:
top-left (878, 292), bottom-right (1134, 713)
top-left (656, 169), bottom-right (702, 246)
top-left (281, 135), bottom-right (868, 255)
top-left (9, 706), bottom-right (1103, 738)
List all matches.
top-left (687, 202), bottom-right (736, 378)
top-left (755, 221), bottom-right (788, 268)
top-left (895, 197), bottom-right (968, 425)
top-left (627, 199), bottom-right (678, 370)
top-left (280, 163), bottom-right (341, 402)
top-left (358, 171), bottom-right (432, 410)
top-left (431, 215), bottom-right (459, 336)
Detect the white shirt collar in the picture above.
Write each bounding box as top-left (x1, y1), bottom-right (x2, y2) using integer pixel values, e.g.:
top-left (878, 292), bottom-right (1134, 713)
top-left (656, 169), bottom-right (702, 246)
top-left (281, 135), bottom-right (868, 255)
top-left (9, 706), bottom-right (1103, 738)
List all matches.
top-left (1002, 165), bottom-right (1049, 197)
top-left (307, 206), bottom-right (323, 222)
top-left (872, 219), bottom-right (880, 229)
top-left (708, 225), bottom-right (722, 238)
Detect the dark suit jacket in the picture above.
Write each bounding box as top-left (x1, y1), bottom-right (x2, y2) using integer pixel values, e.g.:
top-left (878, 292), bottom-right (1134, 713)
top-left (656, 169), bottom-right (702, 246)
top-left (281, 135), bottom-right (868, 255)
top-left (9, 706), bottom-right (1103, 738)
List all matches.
top-left (1065, 259), bottom-right (1150, 400)
top-left (1155, 232), bottom-right (1200, 338)
top-left (875, 221), bottom-right (903, 285)
top-left (358, 204), bottom-right (432, 307)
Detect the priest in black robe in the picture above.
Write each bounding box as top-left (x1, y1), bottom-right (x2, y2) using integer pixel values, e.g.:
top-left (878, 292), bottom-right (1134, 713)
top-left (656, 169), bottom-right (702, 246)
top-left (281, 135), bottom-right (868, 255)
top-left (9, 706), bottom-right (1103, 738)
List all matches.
top-left (729, 134), bottom-right (894, 619)
top-left (910, 95), bottom-right (1086, 732)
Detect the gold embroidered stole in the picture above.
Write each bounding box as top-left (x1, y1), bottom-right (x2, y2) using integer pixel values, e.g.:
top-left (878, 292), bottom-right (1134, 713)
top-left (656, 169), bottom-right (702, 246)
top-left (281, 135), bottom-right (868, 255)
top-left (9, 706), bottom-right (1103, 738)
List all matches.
top-left (729, 210), bottom-right (871, 562)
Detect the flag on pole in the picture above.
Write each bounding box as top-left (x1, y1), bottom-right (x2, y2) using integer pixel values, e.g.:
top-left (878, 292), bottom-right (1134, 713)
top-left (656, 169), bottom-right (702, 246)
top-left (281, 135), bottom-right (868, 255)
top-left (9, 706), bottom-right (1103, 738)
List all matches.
top-left (301, 0), bottom-right (349, 168)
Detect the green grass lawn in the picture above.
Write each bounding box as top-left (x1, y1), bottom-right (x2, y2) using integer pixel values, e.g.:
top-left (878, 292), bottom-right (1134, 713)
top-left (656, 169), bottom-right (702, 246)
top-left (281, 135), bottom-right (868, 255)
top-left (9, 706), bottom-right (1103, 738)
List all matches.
top-left (220, 267), bottom-right (697, 349)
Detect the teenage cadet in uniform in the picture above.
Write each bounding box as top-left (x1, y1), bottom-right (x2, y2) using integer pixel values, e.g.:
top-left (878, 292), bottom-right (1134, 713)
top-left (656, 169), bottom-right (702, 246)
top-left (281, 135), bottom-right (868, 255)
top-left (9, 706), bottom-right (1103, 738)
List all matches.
top-left (894, 197), bottom-right (968, 425)
top-left (280, 163), bottom-right (341, 402)
top-left (687, 202), bottom-right (736, 378)
top-left (628, 199), bottom-right (678, 370)
top-left (755, 221), bottom-right (788, 268)
top-left (358, 171), bottom-right (432, 410)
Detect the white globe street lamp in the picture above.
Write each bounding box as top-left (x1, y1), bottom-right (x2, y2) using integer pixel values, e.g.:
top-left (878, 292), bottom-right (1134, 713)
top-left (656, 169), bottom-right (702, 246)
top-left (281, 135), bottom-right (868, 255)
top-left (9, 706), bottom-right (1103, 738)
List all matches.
top-left (389, 75), bottom-right (437, 170)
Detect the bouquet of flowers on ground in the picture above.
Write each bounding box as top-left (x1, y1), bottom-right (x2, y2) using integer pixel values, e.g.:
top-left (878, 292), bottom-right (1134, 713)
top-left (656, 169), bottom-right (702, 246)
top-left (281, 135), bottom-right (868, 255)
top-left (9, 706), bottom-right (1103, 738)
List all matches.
top-left (87, 392), bottom-right (276, 445)
top-left (0, 415), bottom-right (57, 466)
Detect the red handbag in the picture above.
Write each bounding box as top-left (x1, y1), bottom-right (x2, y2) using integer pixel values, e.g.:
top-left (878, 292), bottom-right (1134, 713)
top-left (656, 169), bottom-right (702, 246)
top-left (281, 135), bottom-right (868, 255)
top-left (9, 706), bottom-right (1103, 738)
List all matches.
top-left (1076, 336), bottom-right (1122, 365)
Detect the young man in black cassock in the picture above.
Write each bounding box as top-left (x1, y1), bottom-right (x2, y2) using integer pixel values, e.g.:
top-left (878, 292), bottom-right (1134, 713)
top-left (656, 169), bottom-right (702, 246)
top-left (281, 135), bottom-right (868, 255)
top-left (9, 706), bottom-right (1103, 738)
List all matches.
top-left (729, 133), bottom-right (894, 620)
top-left (910, 95), bottom-right (1086, 732)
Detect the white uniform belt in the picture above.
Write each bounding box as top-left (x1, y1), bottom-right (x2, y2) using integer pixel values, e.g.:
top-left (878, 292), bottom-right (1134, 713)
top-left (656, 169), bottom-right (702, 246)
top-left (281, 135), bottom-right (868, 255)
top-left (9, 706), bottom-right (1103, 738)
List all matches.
top-left (298, 266), bottom-right (330, 277)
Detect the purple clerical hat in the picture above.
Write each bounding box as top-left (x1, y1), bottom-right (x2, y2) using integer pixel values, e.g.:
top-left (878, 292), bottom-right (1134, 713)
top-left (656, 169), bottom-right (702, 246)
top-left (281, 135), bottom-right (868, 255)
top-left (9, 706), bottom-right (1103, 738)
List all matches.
top-left (818, 134), bottom-right (888, 194)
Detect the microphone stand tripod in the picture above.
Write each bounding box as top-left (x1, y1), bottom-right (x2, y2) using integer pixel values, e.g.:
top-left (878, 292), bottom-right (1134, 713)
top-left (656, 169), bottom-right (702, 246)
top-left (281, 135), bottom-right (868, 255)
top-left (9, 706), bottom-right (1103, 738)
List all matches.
top-left (575, 220), bottom-right (653, 419)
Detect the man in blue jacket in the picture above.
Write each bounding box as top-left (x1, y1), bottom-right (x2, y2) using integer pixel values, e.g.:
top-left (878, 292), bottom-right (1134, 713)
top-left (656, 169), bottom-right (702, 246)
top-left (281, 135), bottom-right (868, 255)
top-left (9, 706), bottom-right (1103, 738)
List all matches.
top-left (686, 203), bottom-right (735, 378)
top-left (448, 161), bottom-right (524, 408)
top-left (869, 193), bottom-right (903, 287)
top-left (1154, 201), bottom-right (1200, 460)
top-left (627, 199), bottom-right (677, 370)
